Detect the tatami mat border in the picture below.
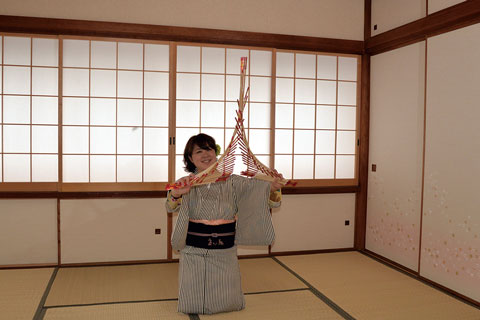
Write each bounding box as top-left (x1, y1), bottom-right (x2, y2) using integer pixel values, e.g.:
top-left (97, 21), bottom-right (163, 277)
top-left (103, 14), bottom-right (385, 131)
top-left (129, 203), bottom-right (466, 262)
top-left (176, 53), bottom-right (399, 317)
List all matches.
top-left (39, 288), bottom-right (311, 309)
top-left (245, 287), bottom-right (309, 296)
top-left (33, 268), bottom-right (58, 320)
top-left (43, 298), bottom-right (179, 309)
top-left (271, 257), bottom-right (354, 320)
top-left (38, 300), bottom-right (185, 320)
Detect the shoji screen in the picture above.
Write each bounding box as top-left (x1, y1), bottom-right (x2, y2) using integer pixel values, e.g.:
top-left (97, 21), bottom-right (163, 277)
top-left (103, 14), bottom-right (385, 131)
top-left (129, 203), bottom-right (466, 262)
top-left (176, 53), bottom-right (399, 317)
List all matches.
top-left (275, 52), bottom-right (359, 181)
top-left (62, 39), bottom-right (170, 182)
top-left (175, 45), bottom-right (272, 179)
top-left (1, 35), bottom-right (59, 182)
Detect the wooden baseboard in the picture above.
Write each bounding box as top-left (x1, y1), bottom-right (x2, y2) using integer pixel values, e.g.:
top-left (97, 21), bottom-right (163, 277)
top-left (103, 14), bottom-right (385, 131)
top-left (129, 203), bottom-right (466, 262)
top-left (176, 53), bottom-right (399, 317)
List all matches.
top-left (0, 263), bottom-right (57, 270)
top-left (362, 249), bottom-right (418, 276)
top-left (269, 247), bottom-right (355, 256)
top-left (59, 258), bottom-right (174, 267)
top-left (0, 248), bottom-right (354, 269)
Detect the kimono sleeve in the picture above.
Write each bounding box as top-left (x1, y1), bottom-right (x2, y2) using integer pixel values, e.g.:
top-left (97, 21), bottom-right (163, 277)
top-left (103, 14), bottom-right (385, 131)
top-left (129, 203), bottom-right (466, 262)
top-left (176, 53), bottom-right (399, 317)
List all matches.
top-left (231, 175), bottom-right (275, 246)
top-left (170, 192), bottom-right (191, 251)
top-left (165, 191), bottom-right (182, 213)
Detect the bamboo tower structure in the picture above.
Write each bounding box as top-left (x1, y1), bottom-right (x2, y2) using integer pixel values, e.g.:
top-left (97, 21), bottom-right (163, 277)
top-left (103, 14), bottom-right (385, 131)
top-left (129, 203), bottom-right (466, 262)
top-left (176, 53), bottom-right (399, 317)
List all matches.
top-left (167, 57), bottom-right (295, 190)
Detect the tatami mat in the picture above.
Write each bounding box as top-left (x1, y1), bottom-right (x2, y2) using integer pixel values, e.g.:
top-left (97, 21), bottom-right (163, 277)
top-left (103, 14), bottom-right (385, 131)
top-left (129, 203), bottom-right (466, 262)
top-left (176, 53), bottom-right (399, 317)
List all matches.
top-left (199, 290), bottom-right (343, 319)
top-left (43, 300), bottom-right (188, 320)
top-left (0, 267), bottom-right (53, 320)
top-left (239, 258), bottom-right (306, 293)
top-left (45, 263), bottom-right (178, 306)
top-left (45, 258), bottom-right (306, 308)
top-left (6, 253), bottom-right (477, 319)
top-left (277, 252), bottom-right (480, 320)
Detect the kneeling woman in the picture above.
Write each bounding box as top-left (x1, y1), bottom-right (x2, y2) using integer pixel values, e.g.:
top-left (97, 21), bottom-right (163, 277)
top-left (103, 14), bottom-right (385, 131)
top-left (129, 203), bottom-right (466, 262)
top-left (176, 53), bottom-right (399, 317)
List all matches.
top-left (165, 133), bottom-right (282, 315)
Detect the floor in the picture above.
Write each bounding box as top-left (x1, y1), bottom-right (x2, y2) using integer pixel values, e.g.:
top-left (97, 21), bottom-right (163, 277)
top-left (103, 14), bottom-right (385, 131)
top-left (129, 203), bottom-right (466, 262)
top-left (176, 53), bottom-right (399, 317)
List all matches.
top-left (1, 251), bottom-right (479, 320)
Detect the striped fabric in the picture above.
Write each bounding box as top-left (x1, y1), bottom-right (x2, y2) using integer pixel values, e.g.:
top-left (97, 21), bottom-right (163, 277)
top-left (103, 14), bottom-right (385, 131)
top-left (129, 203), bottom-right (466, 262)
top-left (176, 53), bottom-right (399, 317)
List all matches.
top-left (166, 175), bottom-right (280, 314)
top-left (178, 246), bottom-right (244, 314)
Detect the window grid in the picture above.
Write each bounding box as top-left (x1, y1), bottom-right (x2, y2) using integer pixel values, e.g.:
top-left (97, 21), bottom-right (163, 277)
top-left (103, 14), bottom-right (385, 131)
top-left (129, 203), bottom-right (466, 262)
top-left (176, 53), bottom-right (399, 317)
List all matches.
top-left (114, 41), bottom-right (118, 182)
top-left (175, 45), bottom-right (273, 179)
top-left (142, 43), bottom-right (145, 181)
top-left (1, 35), bottom-right (60, 182)
top-left (314, 55), bottom-right (318, 179)
top-left (88, 40), bottom-right (91, 181)
top-left (0, 34), bottom-right (359, 189)
top-left (334, 56), bottom-right (338, 179)
top-left (275, 51), bottom-right (359, 181)
top-left (62, 38), bottom-right (170, 183)
top-left (291, 53), bottom-right (296, 180)
top-left (1, 35), bottom-right (3, 182)
top-left (29, 37), bottom-right (32, 180)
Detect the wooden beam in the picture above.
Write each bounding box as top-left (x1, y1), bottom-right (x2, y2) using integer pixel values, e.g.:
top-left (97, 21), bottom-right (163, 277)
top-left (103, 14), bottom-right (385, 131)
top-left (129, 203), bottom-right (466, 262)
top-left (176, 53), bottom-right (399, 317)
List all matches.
top-left (282, 185), bottom-right (358, 195)
top-left (354, 54), bottom-right (370, 250)
top-left (0, 15), bottom-right (364, 54)
top-left (0, 185), bottom-right (358, 198)
top-left (364, 0), bottom-right (372, 40)
top-left (366, 0), bottom-right (480, 55)
top-left (0, 190), bottom-right (167, 198)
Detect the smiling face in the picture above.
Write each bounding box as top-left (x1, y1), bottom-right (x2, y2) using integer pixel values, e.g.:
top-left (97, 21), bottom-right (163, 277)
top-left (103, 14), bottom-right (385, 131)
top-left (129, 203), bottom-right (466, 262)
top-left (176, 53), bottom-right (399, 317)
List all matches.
top-left (189, 144), bottom-right (217, 172)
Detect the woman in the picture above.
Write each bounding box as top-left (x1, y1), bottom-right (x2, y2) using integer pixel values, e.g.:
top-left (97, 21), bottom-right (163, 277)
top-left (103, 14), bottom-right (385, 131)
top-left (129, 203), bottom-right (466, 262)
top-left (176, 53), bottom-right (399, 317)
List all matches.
top-left (166, 133), bottom-right (282, 315)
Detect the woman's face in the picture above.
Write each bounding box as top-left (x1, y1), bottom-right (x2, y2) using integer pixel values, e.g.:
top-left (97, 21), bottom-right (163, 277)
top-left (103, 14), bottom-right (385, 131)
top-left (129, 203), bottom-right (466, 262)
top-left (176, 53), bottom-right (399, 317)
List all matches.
top-left (189, 144), bottom-right (217, 172)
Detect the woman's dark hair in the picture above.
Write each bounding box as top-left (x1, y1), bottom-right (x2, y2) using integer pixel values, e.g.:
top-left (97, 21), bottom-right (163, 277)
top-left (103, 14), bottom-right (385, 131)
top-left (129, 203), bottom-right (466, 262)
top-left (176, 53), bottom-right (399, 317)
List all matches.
top-left (183, 133), bottom-right (216, 173)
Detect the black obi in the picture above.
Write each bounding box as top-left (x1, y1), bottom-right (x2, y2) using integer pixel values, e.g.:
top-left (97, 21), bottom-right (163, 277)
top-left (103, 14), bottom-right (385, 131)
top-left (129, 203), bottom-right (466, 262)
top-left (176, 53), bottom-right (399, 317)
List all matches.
top-left (186, 221), bottom-right (236, 249)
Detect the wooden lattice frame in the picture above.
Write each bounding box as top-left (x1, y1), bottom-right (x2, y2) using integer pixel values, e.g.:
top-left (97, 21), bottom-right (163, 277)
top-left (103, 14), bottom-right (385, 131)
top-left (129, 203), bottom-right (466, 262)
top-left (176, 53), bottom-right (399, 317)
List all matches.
top-left (167, 57), bottom-right (295, 190)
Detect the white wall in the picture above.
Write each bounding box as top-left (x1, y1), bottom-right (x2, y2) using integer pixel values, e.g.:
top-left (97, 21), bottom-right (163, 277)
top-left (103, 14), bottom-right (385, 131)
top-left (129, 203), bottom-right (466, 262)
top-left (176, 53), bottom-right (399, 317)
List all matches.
top-left (272, 194), bottom-right (355, 252)
top-left (0, 0), bottom-right (364, 40)
top-left (0, 199), bottom-right (57, 265)
top-left (371, 0), bottom-right (469, 36)
top-left (367, 42), bottom-right (425, 271)
top-left (428, 0), bottom-right (466, 14)
top-left (60, 198), bottom-right (168, 264)
top-left (0, 193), bottom-right (356, 266)
top-left (371, 0), bottom-right (426, 36)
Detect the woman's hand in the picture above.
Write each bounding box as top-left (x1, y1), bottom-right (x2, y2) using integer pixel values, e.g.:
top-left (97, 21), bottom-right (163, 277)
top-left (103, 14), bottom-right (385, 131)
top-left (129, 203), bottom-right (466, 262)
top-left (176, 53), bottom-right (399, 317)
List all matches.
top-left (270, 171), bottom-right (284, 192)
top-left (171, 174), bottom-right (195, 198)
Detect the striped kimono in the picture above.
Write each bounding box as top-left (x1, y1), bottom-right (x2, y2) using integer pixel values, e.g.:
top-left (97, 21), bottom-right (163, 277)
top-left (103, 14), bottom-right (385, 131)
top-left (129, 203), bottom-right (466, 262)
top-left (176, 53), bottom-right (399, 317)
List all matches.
top-left (166, 175), bottom-right (280, 314)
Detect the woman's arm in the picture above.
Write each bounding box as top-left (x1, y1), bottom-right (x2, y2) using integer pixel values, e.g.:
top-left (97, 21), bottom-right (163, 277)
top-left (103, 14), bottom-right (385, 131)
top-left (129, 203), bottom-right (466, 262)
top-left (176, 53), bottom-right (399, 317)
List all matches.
top-left (165, 174), bottom-right (194, 213)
